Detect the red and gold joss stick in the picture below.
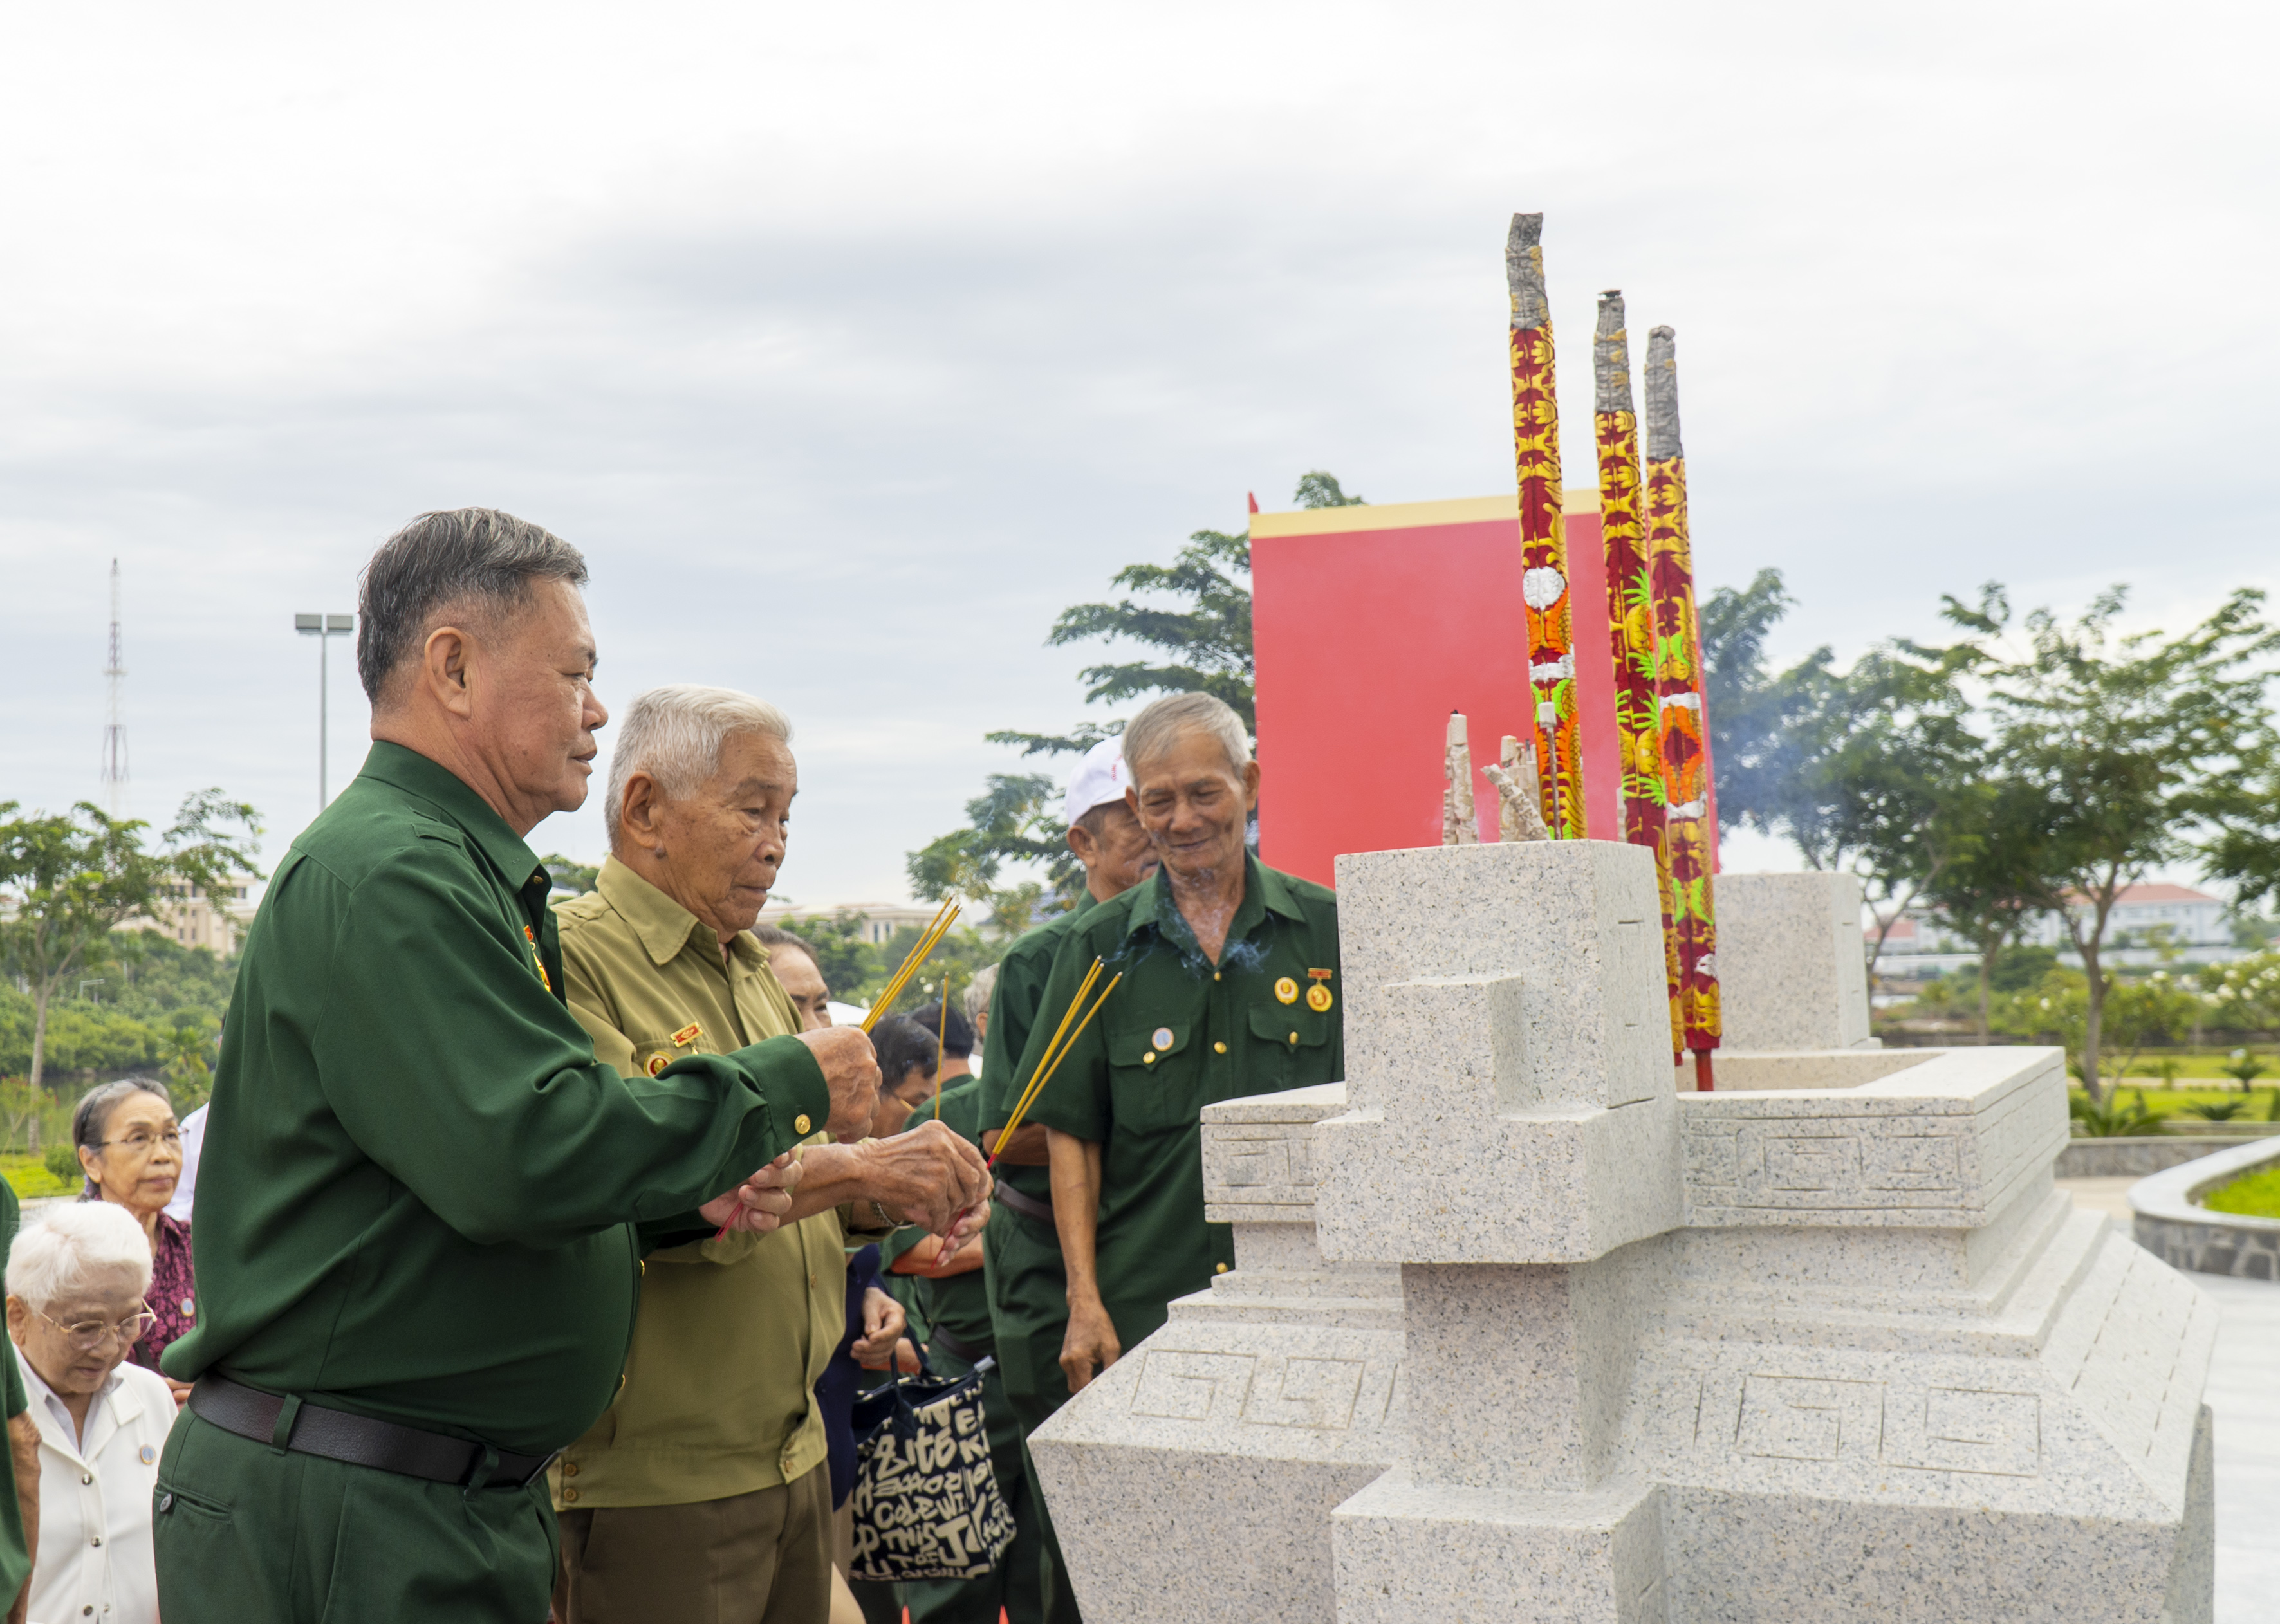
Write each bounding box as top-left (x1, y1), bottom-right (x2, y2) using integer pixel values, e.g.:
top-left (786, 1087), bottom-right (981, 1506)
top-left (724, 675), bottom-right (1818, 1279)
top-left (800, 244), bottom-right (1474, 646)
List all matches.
top-left (1644, 323), bottom-right (1721, 1082)
top-left (1594, 290), bottom-right (1684, 1059)
top-left (1506, 212), bottom-right (1586, 839)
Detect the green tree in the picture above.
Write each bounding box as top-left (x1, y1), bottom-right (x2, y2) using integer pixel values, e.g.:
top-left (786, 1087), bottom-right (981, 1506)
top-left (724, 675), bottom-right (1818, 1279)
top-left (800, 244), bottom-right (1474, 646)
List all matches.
top-left (0, 793), bottom-right (261, 1111)
top-left (1954, 585), bottom-right (2277, 1100)
top-left (541, 854), bottom-right (599, 895)
top-left (1916, 777), bottom-right (2054, 1039)
top-left (916, 470), bottom-right (1361, 924)
top-left (1699, 568), bottom-right (1839, 842)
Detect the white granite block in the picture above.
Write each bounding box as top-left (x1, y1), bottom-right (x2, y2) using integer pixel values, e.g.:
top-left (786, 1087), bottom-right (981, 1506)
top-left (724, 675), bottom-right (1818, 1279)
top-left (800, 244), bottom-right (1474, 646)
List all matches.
top-left (1331, 1471), bottom-right (1665, 1624)
top-left (1333, 842), bottom-right (1671, 1114)
top-left (1715, 872), bottom-right (1875, 1051)
top-left (1709, 1049), bottom-right (1929, 1091)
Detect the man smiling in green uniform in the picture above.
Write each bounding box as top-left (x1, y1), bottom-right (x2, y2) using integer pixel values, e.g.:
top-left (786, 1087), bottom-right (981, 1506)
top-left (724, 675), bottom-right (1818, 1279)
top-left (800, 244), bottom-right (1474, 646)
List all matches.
top-left (155, 510), bottom-right (880, 1623)
top-left (1016, 693), bottom-right (1341, 1392)
top-left (978, 735), bottom-right (1158, 1621)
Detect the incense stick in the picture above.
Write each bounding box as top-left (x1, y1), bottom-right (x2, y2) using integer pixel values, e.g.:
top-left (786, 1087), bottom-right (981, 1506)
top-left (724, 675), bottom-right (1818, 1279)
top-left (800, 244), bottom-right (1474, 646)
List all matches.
top-left (990, 970), bottom-right (1120, 1167)
top-left (933, 968), bottom-right (951, 1121)
top-left (861, 901), bottom-right (959, 1032)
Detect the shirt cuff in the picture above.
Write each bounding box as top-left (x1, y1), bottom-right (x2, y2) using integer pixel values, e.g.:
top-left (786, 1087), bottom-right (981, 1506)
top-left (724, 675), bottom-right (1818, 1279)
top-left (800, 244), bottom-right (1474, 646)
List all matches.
top-left (721, 1034), bottom-right (833, 1156)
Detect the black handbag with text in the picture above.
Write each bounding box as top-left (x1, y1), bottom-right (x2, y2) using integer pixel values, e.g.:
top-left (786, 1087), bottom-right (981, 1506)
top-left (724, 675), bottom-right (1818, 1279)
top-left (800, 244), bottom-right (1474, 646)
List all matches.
top-left (847, 1354), bottom-right (1017, 1582)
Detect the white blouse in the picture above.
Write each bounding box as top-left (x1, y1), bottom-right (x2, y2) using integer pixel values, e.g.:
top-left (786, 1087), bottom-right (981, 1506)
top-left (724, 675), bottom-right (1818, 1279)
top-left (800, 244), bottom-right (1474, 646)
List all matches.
top-left (14, 1348), bottom-right (174, 1624)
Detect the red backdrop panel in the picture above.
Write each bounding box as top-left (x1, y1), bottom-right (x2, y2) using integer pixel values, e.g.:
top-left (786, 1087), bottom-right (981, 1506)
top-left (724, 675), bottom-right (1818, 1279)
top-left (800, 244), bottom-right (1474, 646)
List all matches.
top-left (1253, 502), bottom-right (1620, 888)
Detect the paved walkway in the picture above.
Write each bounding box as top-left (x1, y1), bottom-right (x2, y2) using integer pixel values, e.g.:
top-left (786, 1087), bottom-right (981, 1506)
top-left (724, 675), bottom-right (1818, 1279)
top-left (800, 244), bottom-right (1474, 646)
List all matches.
top-left (2061, 1184), bottom-right (2277, 1621)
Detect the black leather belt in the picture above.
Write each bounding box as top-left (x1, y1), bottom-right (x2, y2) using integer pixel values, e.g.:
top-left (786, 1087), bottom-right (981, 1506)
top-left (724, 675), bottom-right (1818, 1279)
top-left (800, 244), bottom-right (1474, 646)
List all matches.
top-left (929, 1322), bottom-right (992, 1364)
top-left (190, 1374), bottom-right (556, 1490)
top-left (995, 1181), bottom-right (1054, 1227)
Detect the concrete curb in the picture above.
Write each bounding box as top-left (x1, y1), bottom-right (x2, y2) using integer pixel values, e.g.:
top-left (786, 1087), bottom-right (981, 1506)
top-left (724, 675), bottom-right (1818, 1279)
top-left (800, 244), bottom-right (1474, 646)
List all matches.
top-left (2130, 1138), bottom-right (2280, 1279)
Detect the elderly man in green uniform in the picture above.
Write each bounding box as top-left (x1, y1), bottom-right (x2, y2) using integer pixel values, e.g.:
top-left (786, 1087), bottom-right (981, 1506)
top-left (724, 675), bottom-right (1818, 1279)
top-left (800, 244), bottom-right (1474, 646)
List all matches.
top-left (156, 510), bottom-right (876, 1623)
top-left (547, 684), bottom-right (990, 1623)
top-left (1016, 692), bottom-right (1340, 1396)
top-left (976, 735), bottom-right (1158, 1622)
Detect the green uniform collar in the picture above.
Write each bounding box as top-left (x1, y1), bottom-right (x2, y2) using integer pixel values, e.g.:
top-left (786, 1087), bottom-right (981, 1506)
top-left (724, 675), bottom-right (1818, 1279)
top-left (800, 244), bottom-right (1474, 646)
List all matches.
top-left (357, 741), bottom-right (549, 892)
top-left (593, 856), bottom-right (766, 973)
top-left (1123, 851), bottom-right (1305, 946)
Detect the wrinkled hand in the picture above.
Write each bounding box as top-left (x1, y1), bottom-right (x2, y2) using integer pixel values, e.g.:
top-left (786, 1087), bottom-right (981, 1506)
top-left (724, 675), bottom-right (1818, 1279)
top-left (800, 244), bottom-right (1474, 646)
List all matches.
top-left (1060, 1293), bottom-right (1121, 1394)
top-left (163, 1376), bottom-right (192, 1410)
top-left (853, 1284), bottom-right (906, 1368)
top-left (801, 1026), bottom-right (883, 1140)
top-left (927, 1221), bottom-right (987, 1278)
top-left (860, 1120), bottom-right (992, 1236)
top-left (700, 1150), bottom-right (804, 1235)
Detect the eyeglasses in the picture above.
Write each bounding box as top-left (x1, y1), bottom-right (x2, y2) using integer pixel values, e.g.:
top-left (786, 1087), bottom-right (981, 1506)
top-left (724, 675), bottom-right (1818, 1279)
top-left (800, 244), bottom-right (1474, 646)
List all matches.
top-left (33, 1304), bottom-right (158, 1353)
top-left (97, 1130), bottom-right (182, 1157)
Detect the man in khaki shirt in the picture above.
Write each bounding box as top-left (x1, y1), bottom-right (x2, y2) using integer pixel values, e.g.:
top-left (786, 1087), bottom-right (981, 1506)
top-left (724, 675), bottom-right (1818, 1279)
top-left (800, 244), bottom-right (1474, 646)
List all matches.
top-left (550, 685), bottom-right (991, 1624)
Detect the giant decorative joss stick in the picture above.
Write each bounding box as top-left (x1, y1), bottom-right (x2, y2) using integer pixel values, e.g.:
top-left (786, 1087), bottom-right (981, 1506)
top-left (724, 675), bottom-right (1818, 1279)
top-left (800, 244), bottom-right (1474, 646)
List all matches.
top-left (1506, 213), bottom-right (1585, 838)
top-left (1644, 324), bottom-right (1721, 1080)
top-left (1594, 291), bottom-right (1684, 1058)
top-left (1442, 712), bottom-right (1479, 845)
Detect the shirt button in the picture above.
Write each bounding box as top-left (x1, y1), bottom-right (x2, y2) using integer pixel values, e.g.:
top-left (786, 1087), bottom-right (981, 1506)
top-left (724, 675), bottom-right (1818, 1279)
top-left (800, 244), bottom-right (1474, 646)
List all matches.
top-left (1213, 972), bottom-right (1221, 981)
top-left (81, 1472), bottom-right (92, 1485)
top-left (563, 1488), bottom-right (580, 1503)
top-left (563, 1463), bottom-right (580, 1477)
top-left (90, 1535), bottom-right (102, 1546)
top-left (795, 1114), bottom-right (812, 1134)
top-left (1214, 1041), bottom-right (1227, 1055)
top-left (1215, 1262), bottom-right (1229, 1274)
top-left (1142, 1053), bottom-right (1155, 1066)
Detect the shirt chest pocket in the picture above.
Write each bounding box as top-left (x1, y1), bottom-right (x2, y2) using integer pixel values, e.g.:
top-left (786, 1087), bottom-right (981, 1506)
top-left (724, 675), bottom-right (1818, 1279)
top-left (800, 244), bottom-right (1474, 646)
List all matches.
top-left (1245, 1004), bottom-right (1332, 1090)
top-left (630, 1023), bottom-right (714, 1078)
top-left (1105, 1019), bottom-right (1197, 1134)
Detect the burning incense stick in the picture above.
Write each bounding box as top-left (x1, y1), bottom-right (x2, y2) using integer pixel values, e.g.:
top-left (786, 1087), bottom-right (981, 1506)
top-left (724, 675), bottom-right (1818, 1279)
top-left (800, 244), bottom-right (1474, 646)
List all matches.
top-left (1594, 291), bottom-right (1684, 1060)
top-left (932, 968), bottom-right (952, 1121)
top-left (861, 901), bottom-right (959, 1032)
top-left (990, 969), bottom-right (1121, 1167)
top-left (1507, 212), bottom-right (1586, 839)
top-left (1644, 323), bottom-right (1721, 1084)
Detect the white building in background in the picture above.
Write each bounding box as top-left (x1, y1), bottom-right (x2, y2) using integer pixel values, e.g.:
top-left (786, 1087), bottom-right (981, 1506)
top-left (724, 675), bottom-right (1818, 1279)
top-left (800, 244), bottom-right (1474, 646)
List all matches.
top-left (758, 900), bottom-right (941, 945)
top-left (1871, 881), bottom-right (2245, 975)
top-left (116, 875), bottom-right (263, 956)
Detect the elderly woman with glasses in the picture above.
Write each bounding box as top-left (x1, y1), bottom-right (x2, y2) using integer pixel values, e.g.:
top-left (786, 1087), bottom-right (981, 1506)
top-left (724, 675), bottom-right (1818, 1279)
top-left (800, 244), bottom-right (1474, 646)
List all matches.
top-left (8, 1201), bottom-right (176, 1624)
top-left (68, 1080), bottom-right (193, 1401)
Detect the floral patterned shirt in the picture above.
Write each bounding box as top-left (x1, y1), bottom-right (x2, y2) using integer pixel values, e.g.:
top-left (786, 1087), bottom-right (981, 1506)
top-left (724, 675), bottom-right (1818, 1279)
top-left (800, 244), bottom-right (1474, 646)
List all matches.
top-left (129, 1210), bottom-right (196, 1372)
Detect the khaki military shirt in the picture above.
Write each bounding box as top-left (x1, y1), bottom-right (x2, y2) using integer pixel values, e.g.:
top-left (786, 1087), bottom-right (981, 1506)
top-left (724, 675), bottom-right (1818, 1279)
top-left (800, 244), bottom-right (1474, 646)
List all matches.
top-left (551, 857), bottom-right (847, 1508)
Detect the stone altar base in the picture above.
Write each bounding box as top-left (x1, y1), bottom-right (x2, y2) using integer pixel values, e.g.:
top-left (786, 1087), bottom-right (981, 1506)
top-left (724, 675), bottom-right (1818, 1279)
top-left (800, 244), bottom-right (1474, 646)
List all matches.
top-left (1028, 849), bottom-right (2214, 1623)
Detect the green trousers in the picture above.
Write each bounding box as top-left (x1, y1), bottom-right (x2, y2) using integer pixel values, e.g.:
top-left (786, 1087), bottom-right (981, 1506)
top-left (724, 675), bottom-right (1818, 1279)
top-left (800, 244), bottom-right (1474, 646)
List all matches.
top-left (903, 1347), bottom-right (1043, 1624)
top-left (983, 1207), bottom-right (1082, 1624)
top-left (154, 1410), bottom-right (557, 1623)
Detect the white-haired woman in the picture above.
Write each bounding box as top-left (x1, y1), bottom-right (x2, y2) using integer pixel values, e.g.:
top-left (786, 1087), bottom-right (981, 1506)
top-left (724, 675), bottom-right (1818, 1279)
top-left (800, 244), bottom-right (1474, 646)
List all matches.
top-left (7, 1203), bottom-right (174, 1624)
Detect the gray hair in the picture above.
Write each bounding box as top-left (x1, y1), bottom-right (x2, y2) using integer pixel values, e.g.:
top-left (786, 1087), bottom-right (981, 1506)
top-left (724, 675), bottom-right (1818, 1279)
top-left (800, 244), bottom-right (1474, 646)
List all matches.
top-left (606, 685), bottom-right (793, 851)
top-left (1121, 693), bottom-right (1252, 780)
top-left (357, 508), bottom-right (589, 703)
top-left (72, 1077), bottom-right (170, 1198)
top-left (7, 1201), bottom-right (153, 1309)
top-left (963, 963), bottom-right (999, 1026)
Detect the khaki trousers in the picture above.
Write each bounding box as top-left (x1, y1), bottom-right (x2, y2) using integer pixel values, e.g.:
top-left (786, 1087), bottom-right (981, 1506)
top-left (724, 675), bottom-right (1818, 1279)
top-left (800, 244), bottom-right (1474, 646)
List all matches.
top-left (553, 1462), bottom-right (835, 1624)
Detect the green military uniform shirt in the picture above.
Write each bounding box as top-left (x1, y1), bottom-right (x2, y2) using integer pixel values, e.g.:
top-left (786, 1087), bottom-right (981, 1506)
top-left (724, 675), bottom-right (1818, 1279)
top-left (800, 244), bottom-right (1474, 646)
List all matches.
top-left (977, 901), bottom-right (1097, 1402)
top-left (1016, 853), bottom-right (1341, 1349)
top-left (0, 1180), bottom-right (28, 1610)
top-left (162, 743), bottom-right (830, 1457)
top-left (882, 1078), bottom-right (992, 1359)
top-left (552, 856), bottom-right (851, 1506)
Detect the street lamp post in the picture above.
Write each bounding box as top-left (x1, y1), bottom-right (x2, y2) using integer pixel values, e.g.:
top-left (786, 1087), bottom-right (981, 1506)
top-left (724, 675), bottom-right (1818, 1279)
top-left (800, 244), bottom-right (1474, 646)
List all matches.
top-left (295, 613), bottom-right (355, 808)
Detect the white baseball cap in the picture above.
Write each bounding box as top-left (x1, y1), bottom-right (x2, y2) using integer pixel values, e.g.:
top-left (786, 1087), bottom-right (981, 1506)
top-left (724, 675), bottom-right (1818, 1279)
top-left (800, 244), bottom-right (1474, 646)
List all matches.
top-left (1062, 734), bottom-right (1131, 827)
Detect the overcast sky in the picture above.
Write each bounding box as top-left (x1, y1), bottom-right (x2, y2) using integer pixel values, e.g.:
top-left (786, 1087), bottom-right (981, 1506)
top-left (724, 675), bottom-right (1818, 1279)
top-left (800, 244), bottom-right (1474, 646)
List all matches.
top-left (3, 1), bottom-right (2272, 905)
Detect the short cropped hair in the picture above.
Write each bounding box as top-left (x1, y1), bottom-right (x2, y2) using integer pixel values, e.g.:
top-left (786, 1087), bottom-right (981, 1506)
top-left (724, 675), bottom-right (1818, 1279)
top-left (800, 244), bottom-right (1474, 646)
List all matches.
top-left (357, 508), bottom-right (589, 703)
top-left (7, 1201), bottom-right (154, 1309)
top-left (754, 925), bottom-right (824, 977)
top-left (871, 1015), bottom-right (939, 1095)
top-left (963, 963), bottom-right (999, 1026)
top-left (1121, 693), bottom-right (1252, 781)
top-left (606, 685), bottom-right (793, 853)
top-left (908, 1001), bottom-right (974, 1060)
top-left (72, 1077), bottom-right (169, 1197)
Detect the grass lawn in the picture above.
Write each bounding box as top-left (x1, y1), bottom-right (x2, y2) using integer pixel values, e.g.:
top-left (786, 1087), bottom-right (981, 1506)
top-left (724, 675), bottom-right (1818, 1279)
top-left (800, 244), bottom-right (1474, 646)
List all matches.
top-left (2204, 1167), bottom-right (2280, 1219)
top-left (2070, 1085), bottom-right (2280, 1123)
top-left (2105, 1051), bottom-right (2278, 1083)
top-left (0, 1156), bottom-right (77, 1201)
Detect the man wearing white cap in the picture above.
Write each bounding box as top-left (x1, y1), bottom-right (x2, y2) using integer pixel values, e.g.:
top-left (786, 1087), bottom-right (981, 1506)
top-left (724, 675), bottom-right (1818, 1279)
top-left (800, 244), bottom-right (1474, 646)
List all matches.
top-left (976, 734), bottom-right (1156, 1624)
